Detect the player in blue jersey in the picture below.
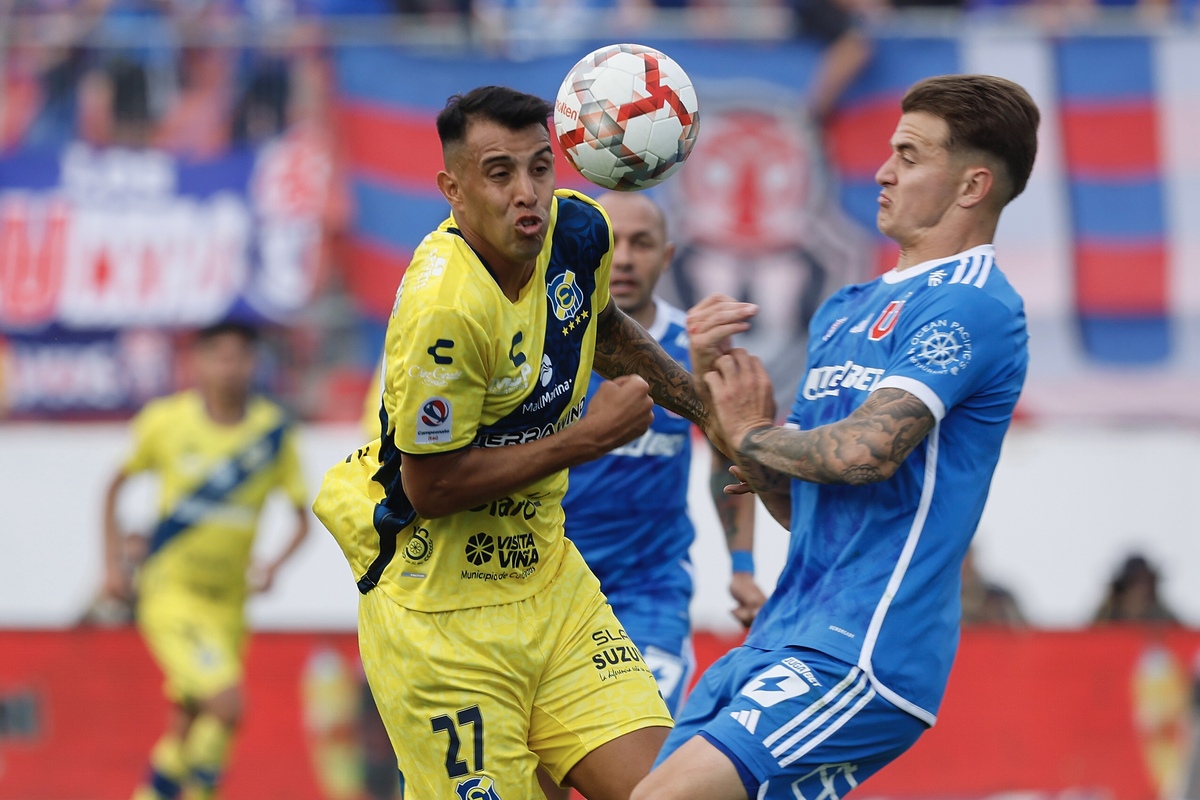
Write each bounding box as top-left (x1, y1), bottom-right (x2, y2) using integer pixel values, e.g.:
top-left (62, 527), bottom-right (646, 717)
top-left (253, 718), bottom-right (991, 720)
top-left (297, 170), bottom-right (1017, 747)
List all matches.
top-left (632, 74), bottom-right (1040, 800)
top-left (561, 191), bottom-right (766, 720)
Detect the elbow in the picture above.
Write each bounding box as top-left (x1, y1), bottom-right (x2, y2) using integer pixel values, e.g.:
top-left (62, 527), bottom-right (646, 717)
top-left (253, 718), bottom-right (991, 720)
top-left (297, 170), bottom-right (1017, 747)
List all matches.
top-left (839, 457), bottom-right (898, 486)
top-left (401, 478), bottom-right (462, 520)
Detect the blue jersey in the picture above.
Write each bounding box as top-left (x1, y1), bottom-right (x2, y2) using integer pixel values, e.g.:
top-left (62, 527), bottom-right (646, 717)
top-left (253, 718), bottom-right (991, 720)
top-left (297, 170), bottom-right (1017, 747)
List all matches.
top-left (563, 298), bottom-right (695, 599)
top-left (745, 244), bottom-right (1028, 725)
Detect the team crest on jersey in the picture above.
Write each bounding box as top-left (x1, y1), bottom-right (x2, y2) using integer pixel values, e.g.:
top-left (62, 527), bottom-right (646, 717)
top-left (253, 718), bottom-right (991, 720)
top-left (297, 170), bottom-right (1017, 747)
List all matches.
top-left (907, 320), bottom-right (972, 375)
top-left (415, 397), bottom-right (452, 443)
top-left (455, 776), bottom-right (502, 800)
top-left (869, 301), bottom-right (904, 341)
top-left (548, 269), bottom-right (584, 321)
top-left (402, 526), bottom-right (433, 565)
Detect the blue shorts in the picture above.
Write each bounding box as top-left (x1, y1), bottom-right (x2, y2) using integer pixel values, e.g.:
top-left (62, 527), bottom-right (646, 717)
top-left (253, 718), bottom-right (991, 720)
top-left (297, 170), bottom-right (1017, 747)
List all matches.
top-left (657, 645), bottom-right (926, 798)
top-left (607, 588), bottom-right (694, 716)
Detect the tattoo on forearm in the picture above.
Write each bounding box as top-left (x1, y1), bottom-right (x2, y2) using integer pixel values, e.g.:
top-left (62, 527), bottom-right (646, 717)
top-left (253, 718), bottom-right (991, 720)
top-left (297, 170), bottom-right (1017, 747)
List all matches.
top-left (709, 470), bottom-right (740, 542)
top-left (595, 304), bottom-right (710, 429)
top-left (738, 388), bottom-right (936, 486)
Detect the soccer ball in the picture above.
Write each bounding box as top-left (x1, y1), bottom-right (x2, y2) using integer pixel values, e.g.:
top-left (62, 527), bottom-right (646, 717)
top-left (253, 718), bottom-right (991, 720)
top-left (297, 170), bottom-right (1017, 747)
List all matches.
top-left (554, 43), bottom-right (700, 192)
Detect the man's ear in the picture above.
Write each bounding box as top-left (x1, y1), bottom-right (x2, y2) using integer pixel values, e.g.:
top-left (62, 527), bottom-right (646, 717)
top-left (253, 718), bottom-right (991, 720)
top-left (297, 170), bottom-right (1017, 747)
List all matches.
top-left (959, 165), bottom-right (994, 210)
top-left (437, 169), bottom-right (461, 209)
top-left (663, 240), bottom-right (677, 271)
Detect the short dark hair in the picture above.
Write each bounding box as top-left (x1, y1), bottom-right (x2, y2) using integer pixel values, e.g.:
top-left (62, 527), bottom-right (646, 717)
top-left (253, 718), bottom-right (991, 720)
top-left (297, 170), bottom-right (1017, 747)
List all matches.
top-left (195, 320), bottom-right (258, 345)
top-left (901, 74), bottom-right (1040, 205)
top-left (436, 86), bottom-right (553, 149)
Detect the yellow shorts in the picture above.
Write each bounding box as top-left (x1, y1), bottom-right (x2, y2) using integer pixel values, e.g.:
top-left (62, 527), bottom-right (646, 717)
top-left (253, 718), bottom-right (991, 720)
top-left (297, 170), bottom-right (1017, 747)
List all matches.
top-left (137, 591), bottom-right (246, 705)
top-left (359, 541), bottom-right (672, 800)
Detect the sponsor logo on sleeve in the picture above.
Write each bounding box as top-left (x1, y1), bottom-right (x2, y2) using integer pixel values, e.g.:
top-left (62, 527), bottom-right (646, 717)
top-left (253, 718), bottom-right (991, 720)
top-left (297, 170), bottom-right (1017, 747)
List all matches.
top-left (427, 339), bottom-right (454, 365)
top-left (822, 317), bottom-right (849, 341)
top-left (408, 365), bottom-right (461, 388)
top-left (907, 320), bottom-right (972, 375)
top-left (415, 397), bottom-right (452, 443)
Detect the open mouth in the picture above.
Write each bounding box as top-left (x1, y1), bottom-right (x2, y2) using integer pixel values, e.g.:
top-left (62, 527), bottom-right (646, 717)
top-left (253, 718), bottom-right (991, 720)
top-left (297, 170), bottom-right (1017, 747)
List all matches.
top-left (515, 215), bottom-right (543, 235)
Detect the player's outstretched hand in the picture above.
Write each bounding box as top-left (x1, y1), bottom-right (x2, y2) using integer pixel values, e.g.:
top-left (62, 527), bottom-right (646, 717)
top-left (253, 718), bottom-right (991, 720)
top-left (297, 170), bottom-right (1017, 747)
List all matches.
top-left (686, 294), bottom-right (757, 379)
top-left (583, 374), bottom-right (654, 453)
top-left (704, 349), bottom-right (777, 454)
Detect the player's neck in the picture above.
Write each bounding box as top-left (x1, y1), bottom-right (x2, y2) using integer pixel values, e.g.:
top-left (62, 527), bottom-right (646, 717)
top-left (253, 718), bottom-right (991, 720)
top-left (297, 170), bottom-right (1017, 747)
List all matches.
top-left (491, 261), bottom-right (536, 302)
top-left (200, 390), bottom-right (249, 426)
top-left (893, 221), bottom-right (996, 272)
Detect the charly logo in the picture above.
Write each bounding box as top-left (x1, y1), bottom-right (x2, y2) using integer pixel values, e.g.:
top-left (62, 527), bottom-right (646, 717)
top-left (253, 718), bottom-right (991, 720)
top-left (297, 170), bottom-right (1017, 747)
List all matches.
top-left (547, 269), bottom-right (583, 321)
top-left (540, 353), bottom-right (553, 387)
top-left (455, 776), bottom-right (502, 800)
top-left (403, 526), bottom-right (433, 565)
top-left (907, 320), bottom-right (972, 375)
top-left (427, 339), bottom-right (454, 365)
top-left (465, 533), bottom-right (495, 566)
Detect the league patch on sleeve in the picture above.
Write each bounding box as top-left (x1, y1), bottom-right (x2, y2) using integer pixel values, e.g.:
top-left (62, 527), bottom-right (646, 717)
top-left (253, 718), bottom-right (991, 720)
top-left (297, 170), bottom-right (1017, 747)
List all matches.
top-left (415, 397), bottom-right (453, 444)
top-left (906, 320), bottom-right (972, 375)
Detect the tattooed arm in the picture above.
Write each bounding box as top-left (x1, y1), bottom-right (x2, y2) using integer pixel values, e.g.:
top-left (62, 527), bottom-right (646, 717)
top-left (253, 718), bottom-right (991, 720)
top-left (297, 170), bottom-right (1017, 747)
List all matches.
top-left (593, 301), bottom-right (727, 451)
top-left (711, 447), bottom-right (768, 627)
top-left (705, 350), bottom-right (936, 496)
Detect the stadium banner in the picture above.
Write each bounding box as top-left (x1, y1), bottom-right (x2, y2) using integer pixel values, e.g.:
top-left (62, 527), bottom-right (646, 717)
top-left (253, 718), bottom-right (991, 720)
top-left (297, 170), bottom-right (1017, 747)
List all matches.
top-left (332, 31), bottom-right (1200, 424)
top-left (0, 627), bottom-right (1196, 799)
top-left (0, 128), bottom-right (331, 415)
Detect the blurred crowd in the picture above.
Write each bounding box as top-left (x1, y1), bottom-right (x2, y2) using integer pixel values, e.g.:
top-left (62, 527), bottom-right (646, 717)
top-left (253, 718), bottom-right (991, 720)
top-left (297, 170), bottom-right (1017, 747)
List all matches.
top-left (1, 0), bottom-right (333, 154)
top-left (2, 0), bottom-right (1189, 157)
top-left (962, 547), bottom-right (1182, 628)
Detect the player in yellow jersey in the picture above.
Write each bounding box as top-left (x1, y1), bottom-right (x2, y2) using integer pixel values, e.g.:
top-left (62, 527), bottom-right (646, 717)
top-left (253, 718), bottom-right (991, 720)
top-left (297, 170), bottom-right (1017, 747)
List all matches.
top-left (314, 86), bottom-right (748, 800)
top-left (100, 322), bottom-right (310, 800)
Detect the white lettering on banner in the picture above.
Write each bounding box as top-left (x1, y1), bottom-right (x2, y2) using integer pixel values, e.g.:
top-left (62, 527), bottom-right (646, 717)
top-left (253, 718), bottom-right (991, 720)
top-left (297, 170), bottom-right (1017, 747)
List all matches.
top-left (58, 195), bottom-right (251, 327)
top-left (0, 142), bottom-right (327, 329)
top-left (7, 342), bottom-right (124, 409)
top-left (801, 361), bottom-right (884, 400)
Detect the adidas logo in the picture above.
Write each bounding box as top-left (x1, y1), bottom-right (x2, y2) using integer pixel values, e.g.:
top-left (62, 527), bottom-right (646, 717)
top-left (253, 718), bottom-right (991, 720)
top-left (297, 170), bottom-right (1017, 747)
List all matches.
top-left (729, 709), bottom-right (760, 734)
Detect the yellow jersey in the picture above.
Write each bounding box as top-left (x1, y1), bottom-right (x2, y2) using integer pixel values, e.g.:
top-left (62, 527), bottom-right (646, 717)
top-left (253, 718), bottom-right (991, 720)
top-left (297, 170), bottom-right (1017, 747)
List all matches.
top-left (316, 189), bottom-right (613, 612)
top-left (125, 390), bottom-right (308, 604)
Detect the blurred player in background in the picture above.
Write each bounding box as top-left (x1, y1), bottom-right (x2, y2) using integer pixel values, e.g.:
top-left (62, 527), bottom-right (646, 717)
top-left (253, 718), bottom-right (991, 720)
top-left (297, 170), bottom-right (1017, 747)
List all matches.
top-left (634, 74), bottom-right (1039, 800)
top-left (561, 190), bottom-right (765, 717)
top-left (100, 321), bottom-right (310, 800)
top-left (314, 86), bottom-right (733, 800)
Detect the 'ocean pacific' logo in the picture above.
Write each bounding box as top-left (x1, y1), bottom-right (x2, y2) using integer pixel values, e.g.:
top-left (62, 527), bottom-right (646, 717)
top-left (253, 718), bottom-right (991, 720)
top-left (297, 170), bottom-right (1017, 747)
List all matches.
top-left (420, 399), bottom-right (449, 427)
top-left (548, 270), bottom-right (584, 321)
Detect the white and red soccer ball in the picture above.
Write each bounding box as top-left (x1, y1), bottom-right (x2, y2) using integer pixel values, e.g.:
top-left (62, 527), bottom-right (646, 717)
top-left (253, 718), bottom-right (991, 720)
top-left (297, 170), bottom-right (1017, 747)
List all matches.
top-left (554, 43), bottom-right (700, 191)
